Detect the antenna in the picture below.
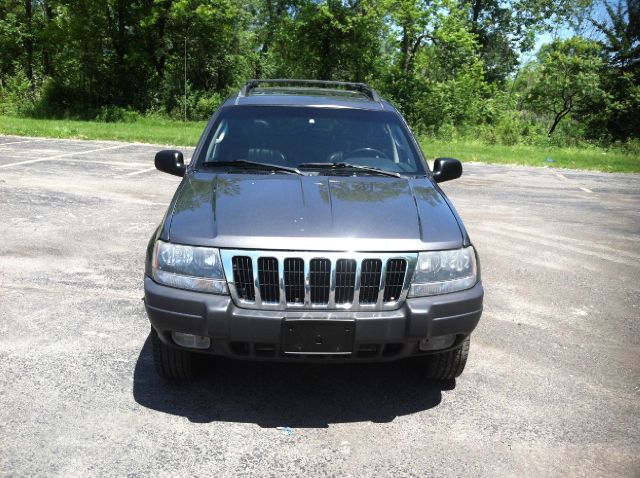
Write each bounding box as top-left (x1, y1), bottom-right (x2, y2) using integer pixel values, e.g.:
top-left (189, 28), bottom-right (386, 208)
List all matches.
top-left (184, 36), bottom-right (187, 122)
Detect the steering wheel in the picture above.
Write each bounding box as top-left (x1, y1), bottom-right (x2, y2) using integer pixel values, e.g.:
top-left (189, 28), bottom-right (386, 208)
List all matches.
top-left (343, 147), bottom-right (389, 160)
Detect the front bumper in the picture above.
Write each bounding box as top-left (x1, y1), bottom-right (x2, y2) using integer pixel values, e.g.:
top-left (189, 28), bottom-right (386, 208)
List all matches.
top-left (144, 276), bottom-right (483, 362)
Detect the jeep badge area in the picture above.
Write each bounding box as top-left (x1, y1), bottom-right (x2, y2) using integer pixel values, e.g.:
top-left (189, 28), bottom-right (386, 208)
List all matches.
top-left (144, 79), bottom-right (483, 380)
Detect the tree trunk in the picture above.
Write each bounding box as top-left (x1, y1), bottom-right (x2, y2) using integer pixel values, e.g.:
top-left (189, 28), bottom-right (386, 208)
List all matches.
top-left (24, 0), bottom-right (34, 84)
top-left (117, 0), bottom-right (126, 63)
top-left (401, 26), bottom-right (411, 74)
top-left (151, 0), bottom-right (173, 80)
top-left (319, 34), bottom-right (333, 79)
top-left (471, 0), bottom-right (483, 27)
top-left (42, 2), bottom-right (55, 76)
top-left (548, 97), bottom-right (573, 136)
top-left (548, 112), bottom-right (566, 136)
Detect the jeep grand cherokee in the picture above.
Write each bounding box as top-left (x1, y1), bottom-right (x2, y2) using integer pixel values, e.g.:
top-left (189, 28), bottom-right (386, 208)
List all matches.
top-left (144, 79), bottom-right (483, 380)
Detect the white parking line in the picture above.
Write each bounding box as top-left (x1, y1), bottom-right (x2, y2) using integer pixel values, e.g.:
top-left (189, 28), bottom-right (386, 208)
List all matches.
top-left (0, 139), bottom-right (39, 147)
top-left (124, 157), bottom-right (191, 176)
top-left (0, 144), bottom-right (130, 169)
top-left (124, 167), bottom-right (157, 176)
top-left (60, 158), bottom-right (149, 168)
top-left (551, 170), bottom-right (595, 195)
top-left (473, 224), bottom-right (637, 267)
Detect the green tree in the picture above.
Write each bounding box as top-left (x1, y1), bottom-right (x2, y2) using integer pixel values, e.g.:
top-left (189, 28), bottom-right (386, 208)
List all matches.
top-left (382, 0), bottom-right (487, 131)
top-left (592, 0), bottom-right (639, 71)
top-left (261, 0), bottom-right (386, 81)
top-left (465, 0), bottom-right (594, 82)
top-left (590, 0), bottom-right (640, 140)
top-left (159, 0), bottom-right (254, 116)
top-left (0, 0), bottom-right (637, 144)
top-left (524, 37), bottom-right (606, 136)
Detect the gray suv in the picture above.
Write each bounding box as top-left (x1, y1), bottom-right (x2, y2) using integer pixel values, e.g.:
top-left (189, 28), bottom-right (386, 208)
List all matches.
top-left (144, 79), bottom-right (483, 380)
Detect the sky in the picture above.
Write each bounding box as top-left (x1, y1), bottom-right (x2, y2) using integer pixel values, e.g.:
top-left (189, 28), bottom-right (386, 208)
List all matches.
top-left (522, 0), bottom-right (622, 62)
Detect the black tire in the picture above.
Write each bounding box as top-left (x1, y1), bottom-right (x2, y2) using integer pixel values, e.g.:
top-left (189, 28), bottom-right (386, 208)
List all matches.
top-left (424, 335), bottom-right (470, 380)
top-left (151, 328), bottom-right (194, 380)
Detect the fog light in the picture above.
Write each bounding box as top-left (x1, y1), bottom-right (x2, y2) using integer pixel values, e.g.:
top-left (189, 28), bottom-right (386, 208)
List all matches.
top-left (172, 331), bottom-right (210, 349)
top-left (419, 334), bottom-right (456, 351)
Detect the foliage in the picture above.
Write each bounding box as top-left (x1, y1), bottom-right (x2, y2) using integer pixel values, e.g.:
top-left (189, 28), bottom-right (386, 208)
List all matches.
top-left (0, 0), bottom-right (637, 146)
top-left (261, 0), bottom-right (386, 81)
top-left (592, 0), bottom-right (639, 70)
top-left (0, 69), bottom-right (36, 116)
top-left (589, 0), bottom-right (640, 141)
top-left (465, 0), bottom-right (593, 82)
top-left (522, 37), bottom-right (607, 136)
top-left (96, 106), bottom-right (140, 123)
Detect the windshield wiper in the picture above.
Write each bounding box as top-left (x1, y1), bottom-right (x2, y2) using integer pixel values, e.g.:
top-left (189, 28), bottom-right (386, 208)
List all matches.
top-left (297, 162), bottom-right (401, 178)
top-left (202, 160), bottom-right (303, 176)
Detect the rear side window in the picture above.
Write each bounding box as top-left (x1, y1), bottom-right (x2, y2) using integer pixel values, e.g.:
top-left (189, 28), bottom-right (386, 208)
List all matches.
top-left (197, 106), bottom-right (426, 175)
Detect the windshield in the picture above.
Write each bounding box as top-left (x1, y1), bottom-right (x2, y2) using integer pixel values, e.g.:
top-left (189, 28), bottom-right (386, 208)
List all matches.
top-left (197, 106), bottom-right (426, 176)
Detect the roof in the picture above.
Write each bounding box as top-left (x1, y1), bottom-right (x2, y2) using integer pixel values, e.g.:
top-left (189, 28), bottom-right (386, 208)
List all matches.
top-left (222, 79), bottom-right (396, 112)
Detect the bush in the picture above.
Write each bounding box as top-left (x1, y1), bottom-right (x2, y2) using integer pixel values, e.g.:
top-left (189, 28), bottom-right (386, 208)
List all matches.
top-left (193, 92), bottom-right (224, 120)
top-left (547, 119), bottom-right (588, 147)
top-left (435, 123), bottom-right (458, 142)
top-left (613, 138), bottom-right (640, 156)
top-left (32, 78), bottom-right (95, 119)
top-left (0, 69), bottom-right (35, 116)
top-left (95, 105), bottom-right (140, 123)
top-left (495, 113), bottom-right (522, 146)
top-left (474, 124), bottom-right (498, 144)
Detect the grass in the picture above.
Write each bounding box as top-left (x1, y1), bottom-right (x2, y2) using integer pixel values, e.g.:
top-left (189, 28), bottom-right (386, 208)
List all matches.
top-left (0, 115), bottom-right (638, 172)
top-left (0, 115), bottom-right (205, 146)
top-left (420, 139), bottom-right (639, 173)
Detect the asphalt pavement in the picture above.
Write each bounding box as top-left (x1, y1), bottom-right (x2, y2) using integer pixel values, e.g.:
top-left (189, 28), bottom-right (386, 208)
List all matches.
top-left (0, 135), bottom-right (638, 477)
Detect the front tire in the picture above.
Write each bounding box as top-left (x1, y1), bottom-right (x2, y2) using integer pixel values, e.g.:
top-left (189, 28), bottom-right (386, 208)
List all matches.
top-left (151, 328), bottom-right (194, 380)
top-left (423, 335), bottom-right (470, 380)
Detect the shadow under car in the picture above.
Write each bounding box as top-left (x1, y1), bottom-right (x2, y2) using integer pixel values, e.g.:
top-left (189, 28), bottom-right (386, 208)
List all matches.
top-left (132, 334), bottom-right (455, 428)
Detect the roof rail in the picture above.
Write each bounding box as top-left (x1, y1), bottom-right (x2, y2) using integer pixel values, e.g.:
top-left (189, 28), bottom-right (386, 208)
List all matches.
top-left (239, 79), bottom-right (381, 102)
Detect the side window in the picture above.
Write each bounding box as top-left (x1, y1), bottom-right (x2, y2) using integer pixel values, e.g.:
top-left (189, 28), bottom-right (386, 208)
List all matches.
top-left (389, 123), bottom-right (417, 169)
top-left (205, 119), bottom-right (229, 162)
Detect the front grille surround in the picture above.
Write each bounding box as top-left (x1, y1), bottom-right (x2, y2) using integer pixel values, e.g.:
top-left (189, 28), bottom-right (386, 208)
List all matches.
top-left (220, 250), bottom-right (417, 311)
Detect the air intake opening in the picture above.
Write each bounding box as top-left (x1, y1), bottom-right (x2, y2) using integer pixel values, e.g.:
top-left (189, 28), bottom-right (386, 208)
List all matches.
top-left (383, 259), bottom-right (407, 302)
top-left (309, 258), bottom-right (330, 304)
top-left (258, 257), bottom-right (279, 303)
top-left (359, 259), bottom-right (382, 304)
top-left (232, 256), bottom-right (255, 301)
top-left (284, 258), bottom-right (305, 303)
top-left (335, 259), bottom-right (356, 304)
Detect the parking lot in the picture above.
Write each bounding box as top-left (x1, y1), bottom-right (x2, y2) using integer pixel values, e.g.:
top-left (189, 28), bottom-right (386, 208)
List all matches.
top-left (0, 135), bottom-right (638, 477)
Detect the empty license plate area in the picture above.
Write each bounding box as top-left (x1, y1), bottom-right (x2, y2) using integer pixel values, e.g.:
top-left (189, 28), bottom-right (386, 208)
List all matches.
top-left (282, 319), bottom-right (355, 355)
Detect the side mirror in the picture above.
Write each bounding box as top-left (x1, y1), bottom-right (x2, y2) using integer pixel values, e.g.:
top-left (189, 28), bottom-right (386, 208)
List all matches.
top-left (155, 150), bottom-right (186, 177)
top-left (432, 157), bottom-right (462, 183)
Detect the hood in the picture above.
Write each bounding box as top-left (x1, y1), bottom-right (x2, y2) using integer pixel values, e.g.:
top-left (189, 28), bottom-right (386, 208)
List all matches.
top-left (167, 172), bottom-right (463, 251)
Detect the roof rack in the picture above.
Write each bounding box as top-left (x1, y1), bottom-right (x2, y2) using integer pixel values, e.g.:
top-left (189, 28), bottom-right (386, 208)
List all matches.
top-left (239, 79), bottom-right (381, 102)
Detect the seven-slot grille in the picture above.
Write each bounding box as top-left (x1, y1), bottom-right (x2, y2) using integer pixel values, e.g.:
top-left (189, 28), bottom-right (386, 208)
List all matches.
top-left (223, 251), bottom-right (417, 311)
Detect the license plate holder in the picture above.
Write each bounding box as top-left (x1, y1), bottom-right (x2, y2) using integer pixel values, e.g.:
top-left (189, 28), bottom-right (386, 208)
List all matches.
top-left (282, 319), bottom-right (355, 355)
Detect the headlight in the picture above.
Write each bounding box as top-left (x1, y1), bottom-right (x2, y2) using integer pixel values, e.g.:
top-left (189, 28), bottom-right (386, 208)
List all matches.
top-left (152, 240), bottom-right (228, 294)
top-left (409, 246), bottom-right (477, 297)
